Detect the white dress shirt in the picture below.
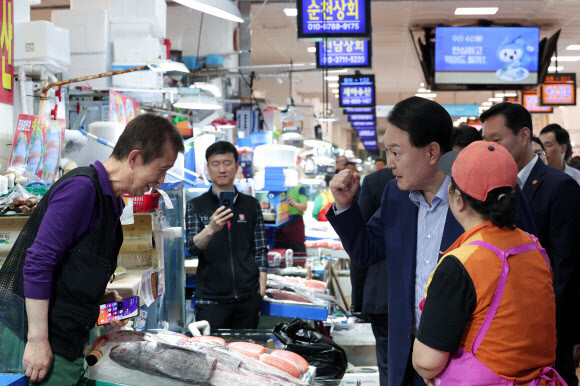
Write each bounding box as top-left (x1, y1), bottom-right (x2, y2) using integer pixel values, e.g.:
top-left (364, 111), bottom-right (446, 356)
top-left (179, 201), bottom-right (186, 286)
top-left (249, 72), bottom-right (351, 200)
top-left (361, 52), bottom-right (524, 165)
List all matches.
top-left (517, 155), bottom-right (538, 189)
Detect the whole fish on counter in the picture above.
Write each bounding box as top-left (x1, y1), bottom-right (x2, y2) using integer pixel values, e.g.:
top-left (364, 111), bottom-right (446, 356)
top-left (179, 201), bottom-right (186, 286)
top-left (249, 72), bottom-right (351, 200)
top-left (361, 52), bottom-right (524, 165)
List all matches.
top-left (266, 289), bottom-right (313, 304)
top-left (110, 341), bottom-right (216, 384)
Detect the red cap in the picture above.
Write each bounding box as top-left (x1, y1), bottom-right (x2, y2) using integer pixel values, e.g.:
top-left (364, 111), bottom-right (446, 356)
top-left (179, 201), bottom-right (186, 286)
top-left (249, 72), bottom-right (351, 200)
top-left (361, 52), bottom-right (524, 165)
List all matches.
top-left (439, 141), bottom-right (517, 201)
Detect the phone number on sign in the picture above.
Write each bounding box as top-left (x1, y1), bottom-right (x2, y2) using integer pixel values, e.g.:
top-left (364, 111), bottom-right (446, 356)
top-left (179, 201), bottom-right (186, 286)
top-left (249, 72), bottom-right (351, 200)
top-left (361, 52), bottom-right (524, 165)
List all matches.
top-left (322, 55), bottom-right (367, 65)
top-left (307, 22), bottom-right (361, 31)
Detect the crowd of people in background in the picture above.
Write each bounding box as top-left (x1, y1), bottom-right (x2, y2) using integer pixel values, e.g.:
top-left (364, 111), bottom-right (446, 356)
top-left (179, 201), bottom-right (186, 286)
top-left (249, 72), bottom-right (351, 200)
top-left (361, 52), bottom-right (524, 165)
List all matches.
top-left (327, 99), bottom-right (580, 386)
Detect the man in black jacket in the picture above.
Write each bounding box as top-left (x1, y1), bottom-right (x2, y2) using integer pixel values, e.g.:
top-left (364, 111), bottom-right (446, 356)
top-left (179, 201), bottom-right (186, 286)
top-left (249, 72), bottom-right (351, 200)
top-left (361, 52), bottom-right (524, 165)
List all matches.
top-left (350, 167), bottom-right (395, 385)
top-left (186, 141), bottom-right (268, 330)
top-left (481, 102), bottom-right (580, 386)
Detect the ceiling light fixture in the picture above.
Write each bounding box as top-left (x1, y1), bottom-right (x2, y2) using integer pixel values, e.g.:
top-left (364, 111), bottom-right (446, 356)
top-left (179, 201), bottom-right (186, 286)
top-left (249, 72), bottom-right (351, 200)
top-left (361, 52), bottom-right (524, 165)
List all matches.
top-left (174, 93), bottom-right (222, 110)
top-left (415, 93), bottom-right (437, 98)
top-left (284, 8), bottom-right (298, 16)
top-left (172, 0), bottom-right (244, 23)
top-left (495, 92), bottom-right (517, 98)
top-left (454, 7), bottom-right (498, 15)
top-left (148, 60), bottom-right (190, 73)
top-left (329, 83), bottom-right (339, 88)
top-left (190, 82), bottom-right (222, 97)
top-left (566, 45), bottom-right (580, 50)
top-left (551, 56), bottom-right (580, 62)
top-left (325, 76), bottom-right (339, 81)
top-left (482, 101), bottom-right (492, 106)
top-left (548, 66), bottom-right (565, 72)
top-left (307, 46), bottom-right (316, 53)
top-left (328, 69), bottom-right (348, 73)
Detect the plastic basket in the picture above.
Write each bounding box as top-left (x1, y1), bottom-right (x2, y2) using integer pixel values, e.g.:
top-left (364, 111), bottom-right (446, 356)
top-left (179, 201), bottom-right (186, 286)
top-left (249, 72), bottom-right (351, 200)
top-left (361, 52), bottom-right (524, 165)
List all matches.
top-left (132, 192), bottom-right (160, 213)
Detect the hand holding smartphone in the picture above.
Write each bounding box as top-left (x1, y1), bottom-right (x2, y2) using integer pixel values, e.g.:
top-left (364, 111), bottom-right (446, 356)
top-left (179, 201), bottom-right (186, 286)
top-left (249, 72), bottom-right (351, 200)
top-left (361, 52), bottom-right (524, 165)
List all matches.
top-left (97, 296), bottom-right (139, 326)
top-left (219, 191), bottom-right (235, 212)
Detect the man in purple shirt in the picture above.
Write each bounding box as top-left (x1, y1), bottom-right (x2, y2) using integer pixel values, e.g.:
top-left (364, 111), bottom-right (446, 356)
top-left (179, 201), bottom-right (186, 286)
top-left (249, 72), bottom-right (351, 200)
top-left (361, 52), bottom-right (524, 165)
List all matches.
top-left (0, 114), bottom-right (184, 385)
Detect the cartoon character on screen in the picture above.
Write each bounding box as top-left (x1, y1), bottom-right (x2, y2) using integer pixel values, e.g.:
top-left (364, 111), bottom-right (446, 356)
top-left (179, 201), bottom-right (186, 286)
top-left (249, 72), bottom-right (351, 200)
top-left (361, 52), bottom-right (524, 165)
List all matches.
top-left (496, 36), bottom-right (535, 82)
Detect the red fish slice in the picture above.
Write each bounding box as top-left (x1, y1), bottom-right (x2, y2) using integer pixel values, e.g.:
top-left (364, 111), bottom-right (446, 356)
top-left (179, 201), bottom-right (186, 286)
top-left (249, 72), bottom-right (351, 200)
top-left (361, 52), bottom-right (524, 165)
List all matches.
top-left (260, 354), bottom-right (301, 378)
top-left (190, 336), bottom-right (226, 346)
top-left (229, 347), bottom-right (261, 360)
top-left (228, 341), bottom-right (267, 355)
top-left (271, 350), bottom-right (309, 374)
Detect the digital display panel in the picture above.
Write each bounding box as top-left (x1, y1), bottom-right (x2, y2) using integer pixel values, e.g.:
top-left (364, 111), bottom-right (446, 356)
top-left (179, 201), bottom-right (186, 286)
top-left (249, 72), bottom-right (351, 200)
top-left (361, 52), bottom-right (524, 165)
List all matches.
top-left (317, 39), bottom-right (371, 68)
top-left (344, 107), bottom-right (375, 114)
top-left (348, 114), bottom-right (375, 122)
top-left (522, 90), bottom-right (553, 113)
top-left (297, 0), bottom-right (371, 39)
top-left (540, 73), bottom-right (576, 106)
top-left (435, 27), bottom-right (540, 85)
top-left (339, 74), bottom-right (375, 107)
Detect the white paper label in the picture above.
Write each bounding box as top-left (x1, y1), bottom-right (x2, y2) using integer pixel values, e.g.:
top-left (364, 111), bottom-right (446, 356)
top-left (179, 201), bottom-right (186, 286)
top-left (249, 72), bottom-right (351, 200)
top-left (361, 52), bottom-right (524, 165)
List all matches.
top-left (120, 197), bottom-right (134, 225)
top-left (140, 267), bottom-right (155, 307)
top-left (135, 309), bottom-right (148, 331)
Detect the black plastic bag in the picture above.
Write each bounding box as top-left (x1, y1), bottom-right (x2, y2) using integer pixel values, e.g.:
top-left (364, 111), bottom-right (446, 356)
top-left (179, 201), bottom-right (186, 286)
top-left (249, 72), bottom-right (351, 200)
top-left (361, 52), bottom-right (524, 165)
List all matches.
top-left (273, 318), bottom-right (347, 380)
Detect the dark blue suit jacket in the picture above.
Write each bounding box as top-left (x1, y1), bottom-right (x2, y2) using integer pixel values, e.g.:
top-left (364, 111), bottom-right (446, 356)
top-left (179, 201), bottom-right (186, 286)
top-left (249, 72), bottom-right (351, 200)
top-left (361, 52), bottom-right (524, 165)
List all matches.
top-left (327, 178), bottom-right (537, 386)
top-left (522, 158), bottom-right (580, 339)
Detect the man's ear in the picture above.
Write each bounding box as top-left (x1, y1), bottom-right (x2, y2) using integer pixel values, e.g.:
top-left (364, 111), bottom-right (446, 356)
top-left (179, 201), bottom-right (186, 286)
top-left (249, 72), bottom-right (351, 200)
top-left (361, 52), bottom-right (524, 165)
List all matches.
top-left (127, 150), bottom-right (141, 169)
top-left (427, 142), bottom-right (442, 166)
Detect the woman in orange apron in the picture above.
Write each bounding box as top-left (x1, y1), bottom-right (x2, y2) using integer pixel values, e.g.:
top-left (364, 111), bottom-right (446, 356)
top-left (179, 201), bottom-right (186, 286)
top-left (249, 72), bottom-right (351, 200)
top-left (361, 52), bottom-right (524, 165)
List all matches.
top-left (412, 141), bottom-right (564, 385)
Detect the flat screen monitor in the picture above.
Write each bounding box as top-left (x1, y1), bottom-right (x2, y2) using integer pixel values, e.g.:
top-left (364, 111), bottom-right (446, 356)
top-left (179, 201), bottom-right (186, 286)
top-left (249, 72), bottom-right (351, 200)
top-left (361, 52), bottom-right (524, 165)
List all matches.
top-left (317, 39), bottom-right (371, 68)
top-left (357, 129), bottom-right (376, 137)
top-left (348, 114), bottom-right (375, 122)
top-left (540, 73), bottom-right (576, 106)
top-left (344, 107), bottom-right (375, 114)
top-left (435, 26), bottom-right (540, 85)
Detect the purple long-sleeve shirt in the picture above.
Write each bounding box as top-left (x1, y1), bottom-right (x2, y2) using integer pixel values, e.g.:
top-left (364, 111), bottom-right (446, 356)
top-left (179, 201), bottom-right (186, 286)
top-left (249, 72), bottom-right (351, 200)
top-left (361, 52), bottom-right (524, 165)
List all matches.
top-left (23, 161), bottom-right (124, 299)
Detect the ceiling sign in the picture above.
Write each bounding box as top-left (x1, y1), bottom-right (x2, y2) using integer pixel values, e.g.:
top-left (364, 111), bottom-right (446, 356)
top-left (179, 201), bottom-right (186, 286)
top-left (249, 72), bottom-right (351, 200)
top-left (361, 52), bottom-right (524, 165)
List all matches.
top-left (297, 0), bottom-right (371, 39)
top-left (540, 73), bottom-right (576, 106)
top-left (348, 114), bottom-right (375, 122)
top-left (522, 90), bottom-right (553, 113)
top-left (343, 107), bottom-right (375, 114)
top-left (339, 74), bottom-right (375, 108)
top-left (317, 39), bottom-right (371, 68)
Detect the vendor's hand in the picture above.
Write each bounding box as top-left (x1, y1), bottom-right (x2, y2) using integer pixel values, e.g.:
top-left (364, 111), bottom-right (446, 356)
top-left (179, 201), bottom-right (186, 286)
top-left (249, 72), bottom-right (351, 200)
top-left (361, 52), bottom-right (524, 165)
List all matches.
top-left (288, 197), bottom-right (296, 207)
top-left (208, 206), bottom-right (233, 233)
top-left (100, 290), bottom-right (121, 305)
top-left (100, 290), bottom-right (129, 329)
top-left (23, 338), bottom-right (53, 383)
top-left (329, 170), bottom-right (360, 211)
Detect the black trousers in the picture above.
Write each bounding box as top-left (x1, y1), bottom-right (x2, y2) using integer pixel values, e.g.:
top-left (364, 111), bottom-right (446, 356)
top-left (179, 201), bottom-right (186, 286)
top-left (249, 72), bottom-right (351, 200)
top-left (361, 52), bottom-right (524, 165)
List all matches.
top-left (194, 292), bottom-right (263, 330)
top-left (369, 314), bottom-right (389, 386)
top-left (555, 339), bottom-right (578, 386)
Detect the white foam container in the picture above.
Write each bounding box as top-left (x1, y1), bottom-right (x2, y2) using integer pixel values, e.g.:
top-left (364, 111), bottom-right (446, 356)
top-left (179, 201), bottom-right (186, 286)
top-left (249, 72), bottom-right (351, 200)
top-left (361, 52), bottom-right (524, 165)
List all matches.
top-left (14, 21), bottom-right (70, 73)
top-left (52, 9), bottom-right (109, 53)
top-left (14, 0), bottom-right (31, 23)
top-left (109, 0), bottom-right (166, 39)
top-left (70, 0), bottom-right (111, 10)
top-left (110, 22), bottom-right (151, 40)
top-left (113, 38), bottom-right (161, 64)
top-left (253, 144), bottom-right (299, 170)
top-left (64, 53), bottom-right (111, 90)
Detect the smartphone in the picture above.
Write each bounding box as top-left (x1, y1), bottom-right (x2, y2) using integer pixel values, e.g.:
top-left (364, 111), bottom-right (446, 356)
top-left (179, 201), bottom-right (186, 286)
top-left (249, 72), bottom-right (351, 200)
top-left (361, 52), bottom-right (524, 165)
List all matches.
top-left (219, 191), bottom-right (235, 212)
top-left (97, 296), bottom-right (139, 326)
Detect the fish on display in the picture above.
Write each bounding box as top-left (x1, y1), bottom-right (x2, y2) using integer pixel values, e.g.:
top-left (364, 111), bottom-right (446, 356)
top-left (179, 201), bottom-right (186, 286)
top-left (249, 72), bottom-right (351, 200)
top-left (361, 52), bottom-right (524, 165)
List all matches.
top-left (9, 132), bottom-right (29, 176)
top-left (265, 289), bottom-right (313, 304)
top-left (109, 341), bottom-right (216, 384)
top-left (25, 128), bottom-right (44, 180)
top-left (42, 121), bottom-right (61, 183)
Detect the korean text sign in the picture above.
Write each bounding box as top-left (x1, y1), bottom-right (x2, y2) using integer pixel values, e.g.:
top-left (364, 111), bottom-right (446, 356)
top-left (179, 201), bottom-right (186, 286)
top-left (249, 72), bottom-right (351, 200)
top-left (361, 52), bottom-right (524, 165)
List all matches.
top-left (0, 0), bottom-right (13, 105)
top-left (339, 74), bottom-right (375, 107)
top-left (435, 27), bottom-right (539, 85)
top-left (317, 39), bottom-right (371, 68)
top-left (540, 73), bottom-right (576, 106)
top-left (297, 0), bottom-right (370, 39)
top-left (523, 91), bottom-right (553, 113)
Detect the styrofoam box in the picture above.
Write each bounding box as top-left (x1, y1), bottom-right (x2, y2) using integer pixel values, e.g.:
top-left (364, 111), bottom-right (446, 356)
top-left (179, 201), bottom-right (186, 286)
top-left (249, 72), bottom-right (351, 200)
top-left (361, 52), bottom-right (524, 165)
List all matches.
top-left (14, 0), bottom-right (31, 23)
top-left (52, 9), bottom-right (109, 53)
top-left (15, 21), bottom-right (70, 73)
top-left (113, 38), bottom-right (161, 64)
top-left (70, 0), bottom-right (111, 10)
top-left (64, 53), bottom-right (111, 90)
top-left (110, 0), bottom-right (166, 39)
top-left (111, 64), bottom-right (163, 89)
top-left (110, 22), bottom-right (151, 40)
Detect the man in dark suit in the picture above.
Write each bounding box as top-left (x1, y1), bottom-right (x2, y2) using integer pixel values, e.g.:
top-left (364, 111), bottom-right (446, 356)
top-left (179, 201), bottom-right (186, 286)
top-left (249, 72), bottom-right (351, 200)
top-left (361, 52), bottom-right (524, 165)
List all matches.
top-left (481, 102), bottom-right (580, 386)
top-left (350, 167), bottom-right (395, 385)
top-left (328, 97), bottom-right (537, 386)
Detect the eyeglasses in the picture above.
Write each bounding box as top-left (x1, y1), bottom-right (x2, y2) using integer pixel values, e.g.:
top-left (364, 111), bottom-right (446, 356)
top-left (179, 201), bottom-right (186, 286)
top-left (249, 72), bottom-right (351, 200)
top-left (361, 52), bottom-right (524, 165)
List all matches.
top-left (534, 150), bottom-right (546, 157)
